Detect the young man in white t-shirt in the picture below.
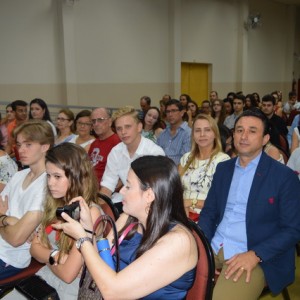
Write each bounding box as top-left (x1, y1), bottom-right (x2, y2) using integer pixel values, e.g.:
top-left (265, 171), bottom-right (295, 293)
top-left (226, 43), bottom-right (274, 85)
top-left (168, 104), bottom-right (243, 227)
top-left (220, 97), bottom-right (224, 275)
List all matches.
top-left (0, 120), bottom-right (54, 279)
top-left (100, 106), bottom-right (164, 212)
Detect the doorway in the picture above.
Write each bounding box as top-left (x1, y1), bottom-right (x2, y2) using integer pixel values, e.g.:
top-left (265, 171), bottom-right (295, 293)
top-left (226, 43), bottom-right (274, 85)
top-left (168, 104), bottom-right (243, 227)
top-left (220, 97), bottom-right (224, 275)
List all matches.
top-left (181, 63), bottom-right (210, 105)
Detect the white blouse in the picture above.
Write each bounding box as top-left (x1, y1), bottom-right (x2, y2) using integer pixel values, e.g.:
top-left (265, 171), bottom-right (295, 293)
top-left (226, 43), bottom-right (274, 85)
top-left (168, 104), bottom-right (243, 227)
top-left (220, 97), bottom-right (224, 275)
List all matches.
top-left (180, 151), bottom-right (230, 201)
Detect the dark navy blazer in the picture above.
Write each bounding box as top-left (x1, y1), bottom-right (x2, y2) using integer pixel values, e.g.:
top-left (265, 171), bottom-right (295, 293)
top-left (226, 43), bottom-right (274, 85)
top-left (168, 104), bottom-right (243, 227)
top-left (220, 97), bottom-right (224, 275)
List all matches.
top-left (198, 152), bottom-right (300, 294)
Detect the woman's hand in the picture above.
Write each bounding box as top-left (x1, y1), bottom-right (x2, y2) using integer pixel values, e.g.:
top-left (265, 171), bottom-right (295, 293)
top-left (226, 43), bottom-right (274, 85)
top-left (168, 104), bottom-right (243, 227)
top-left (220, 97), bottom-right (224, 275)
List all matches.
top-left (69, 197), bottom-right (93, 232)
top-left (52, 197), bottom-right (92, 239)
top-left (52, 212), bottom-right (86, 240)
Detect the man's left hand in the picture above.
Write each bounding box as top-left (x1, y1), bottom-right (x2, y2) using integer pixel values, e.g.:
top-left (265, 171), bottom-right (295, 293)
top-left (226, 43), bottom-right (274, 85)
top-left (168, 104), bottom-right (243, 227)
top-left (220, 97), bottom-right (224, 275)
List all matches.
top-left (224, 250), bottom-right (260, 283)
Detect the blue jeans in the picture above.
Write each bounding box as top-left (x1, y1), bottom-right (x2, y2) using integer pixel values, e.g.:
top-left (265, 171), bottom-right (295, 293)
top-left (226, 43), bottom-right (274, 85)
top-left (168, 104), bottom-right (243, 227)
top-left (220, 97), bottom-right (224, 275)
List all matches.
top-left (0, 259), bottom-right (23, 280)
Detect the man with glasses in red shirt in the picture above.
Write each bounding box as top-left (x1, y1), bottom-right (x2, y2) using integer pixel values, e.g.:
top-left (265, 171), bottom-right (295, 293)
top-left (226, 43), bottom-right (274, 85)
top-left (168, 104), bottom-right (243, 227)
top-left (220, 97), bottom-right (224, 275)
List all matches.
top-left (88, 108), bottom-right (120, 184)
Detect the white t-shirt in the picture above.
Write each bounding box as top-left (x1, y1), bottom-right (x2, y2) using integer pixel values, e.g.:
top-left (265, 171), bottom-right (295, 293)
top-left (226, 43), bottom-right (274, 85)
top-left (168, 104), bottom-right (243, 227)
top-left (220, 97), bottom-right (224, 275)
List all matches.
top-left (101, 136), bottom-right (165, 202)
top-left (69, 135), bottom-right (95, 148)
top-left (0, 169), bottom-right (46, 268)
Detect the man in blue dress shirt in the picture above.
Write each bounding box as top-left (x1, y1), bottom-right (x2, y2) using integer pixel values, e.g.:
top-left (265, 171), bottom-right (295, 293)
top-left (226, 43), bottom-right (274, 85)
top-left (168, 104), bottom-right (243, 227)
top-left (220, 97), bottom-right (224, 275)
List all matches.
top-left (157, 99), bottom-right (191, 165)
top-left (199, 110), bottom-right (300, 299)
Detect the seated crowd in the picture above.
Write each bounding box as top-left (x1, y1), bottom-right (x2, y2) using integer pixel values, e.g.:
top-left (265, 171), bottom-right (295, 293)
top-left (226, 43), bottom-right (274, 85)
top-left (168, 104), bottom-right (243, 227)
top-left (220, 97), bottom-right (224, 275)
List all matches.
top-left (0, 90), bottom-right (299, 300)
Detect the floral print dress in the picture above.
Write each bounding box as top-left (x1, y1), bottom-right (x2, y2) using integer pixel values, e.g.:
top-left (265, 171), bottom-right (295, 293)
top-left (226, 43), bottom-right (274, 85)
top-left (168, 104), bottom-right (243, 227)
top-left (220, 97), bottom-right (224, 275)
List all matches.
top-left (180, 151), bottom-right (230, 213)
top-left (0, 153), bottom-right (18, 185)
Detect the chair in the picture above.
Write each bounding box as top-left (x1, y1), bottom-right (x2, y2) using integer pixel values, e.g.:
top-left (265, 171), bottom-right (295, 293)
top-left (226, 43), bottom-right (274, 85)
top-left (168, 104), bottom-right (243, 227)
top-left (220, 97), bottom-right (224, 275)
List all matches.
top-left (0, 258), bottom-right (44, 298)
top-left (186, 220), bottom-right (215, 300)
top-left (98, 192), bottom-right (120, 221)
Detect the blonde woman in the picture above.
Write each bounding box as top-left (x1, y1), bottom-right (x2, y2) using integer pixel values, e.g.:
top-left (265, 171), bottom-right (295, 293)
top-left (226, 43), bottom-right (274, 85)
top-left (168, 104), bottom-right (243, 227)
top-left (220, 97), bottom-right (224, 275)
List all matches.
top-left (179, 114), bottom-right (230, 220)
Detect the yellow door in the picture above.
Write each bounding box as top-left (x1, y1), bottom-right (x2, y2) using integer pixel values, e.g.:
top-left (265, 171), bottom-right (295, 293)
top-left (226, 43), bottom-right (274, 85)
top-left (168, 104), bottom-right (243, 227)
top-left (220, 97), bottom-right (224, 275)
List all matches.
top-left (181, 63), bottom-right (210, 106)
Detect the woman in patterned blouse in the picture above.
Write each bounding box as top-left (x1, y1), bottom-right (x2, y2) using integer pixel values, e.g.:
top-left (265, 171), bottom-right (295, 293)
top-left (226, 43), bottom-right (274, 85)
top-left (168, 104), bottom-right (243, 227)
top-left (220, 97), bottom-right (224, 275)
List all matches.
top-left (179, 114), bottom-right (230, 221)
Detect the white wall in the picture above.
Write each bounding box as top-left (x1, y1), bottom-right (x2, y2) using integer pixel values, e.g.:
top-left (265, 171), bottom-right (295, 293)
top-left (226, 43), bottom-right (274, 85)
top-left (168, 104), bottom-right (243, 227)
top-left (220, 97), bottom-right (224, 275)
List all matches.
top-left (0, 0), bottom-right (64, 101)
top-left (0, 0), bottom-right (299, 109)
top-left (73, 0), bottom-right (171, 106)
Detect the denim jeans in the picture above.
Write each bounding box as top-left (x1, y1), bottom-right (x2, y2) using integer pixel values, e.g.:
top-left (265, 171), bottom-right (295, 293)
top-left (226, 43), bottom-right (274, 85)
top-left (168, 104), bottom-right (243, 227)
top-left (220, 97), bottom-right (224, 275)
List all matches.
top-left (0, 259), bottom-right (23, 280)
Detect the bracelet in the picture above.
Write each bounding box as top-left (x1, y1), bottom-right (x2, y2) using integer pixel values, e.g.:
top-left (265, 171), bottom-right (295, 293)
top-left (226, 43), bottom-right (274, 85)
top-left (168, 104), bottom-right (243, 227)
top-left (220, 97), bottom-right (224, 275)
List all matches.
top-left (84, 228), bottom-right (95, 235)
top-left (1, 215), bottom-right (8, 226)
top-left (0, 215), bottom-right (6, 224)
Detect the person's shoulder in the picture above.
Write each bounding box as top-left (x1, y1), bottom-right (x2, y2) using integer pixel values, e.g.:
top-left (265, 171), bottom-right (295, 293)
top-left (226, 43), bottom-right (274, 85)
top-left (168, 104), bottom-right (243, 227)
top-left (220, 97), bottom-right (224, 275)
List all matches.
top-left (161, 224), bottom-right (196, 252)
top-left (18, 168), bottom-right (31, 176)
top-left (262, 152), bottom-right (294, 174)
top-left (223, 115), bottom-right (231, 123)
top-left (110, 133), bottom-right (121, 142)
top-left (215, 151), bottom-right (230, 161)
top-left (292, 114), bottom-right (300, 125)
top-left (9, 168), bottom-right (30, 182)
top-left (140, 137), bottom-right (165, 155)
top-left (287, 148), bottom-right (300, 167)
top-left (68, 134), bottom-right (78, 143)
top-left (103, 133), bottom-right (121, 145)
top-left (158, 126), bottom-right (169, 136)
top-left (210, 152), bottom-right (231, 167)
top-left (180, 121), bottom-right (191, 132)
top-left (111, 140), bottom-right (126, 151)
top-left (291, 147), bottom-right (300, 157)
top-left (213, 156), bottom-right (235, 174)
top-left (181, 151), bottom-right (191, 161)
top-left (272, 113), bottom-right (287, 124)
top-left (89, 138), bottom-right (99, 150)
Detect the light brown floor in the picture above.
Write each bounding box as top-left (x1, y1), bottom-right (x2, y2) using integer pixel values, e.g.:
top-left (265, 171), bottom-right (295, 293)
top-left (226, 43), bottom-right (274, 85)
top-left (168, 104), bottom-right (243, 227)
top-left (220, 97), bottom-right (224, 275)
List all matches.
top-left (259, 254), bottom-right (300, 300)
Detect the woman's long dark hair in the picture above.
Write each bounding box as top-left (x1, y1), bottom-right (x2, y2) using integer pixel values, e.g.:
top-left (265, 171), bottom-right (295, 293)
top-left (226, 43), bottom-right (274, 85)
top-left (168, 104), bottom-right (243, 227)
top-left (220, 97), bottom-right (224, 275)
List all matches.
top-left (29, 98), bottom-right (52, 122)
top-left (124, 155), bottom-right (190, 258)
top-left (142, 106), bottom-right (162, 132)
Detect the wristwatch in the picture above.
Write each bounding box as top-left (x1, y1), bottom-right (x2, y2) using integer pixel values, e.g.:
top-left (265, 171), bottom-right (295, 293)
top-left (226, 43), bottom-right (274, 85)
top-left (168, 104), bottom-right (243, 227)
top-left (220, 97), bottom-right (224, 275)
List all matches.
top-left (49, 250), bottom-right (59, 265)
top-left (76, 237), bottom-right (93, 251)
top-left (191, 199), bottom-right (198, 210)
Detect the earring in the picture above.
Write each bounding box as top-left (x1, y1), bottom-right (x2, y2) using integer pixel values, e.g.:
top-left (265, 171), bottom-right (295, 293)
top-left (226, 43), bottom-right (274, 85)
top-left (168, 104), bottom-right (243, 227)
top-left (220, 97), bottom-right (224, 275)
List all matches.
top-left (145, 202), bottom-right (151, 215)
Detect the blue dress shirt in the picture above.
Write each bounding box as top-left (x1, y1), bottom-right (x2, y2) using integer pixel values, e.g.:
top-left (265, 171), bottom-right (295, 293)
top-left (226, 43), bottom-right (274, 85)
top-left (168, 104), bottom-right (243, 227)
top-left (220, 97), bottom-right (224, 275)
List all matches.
top-left (157, 121), bottom-right (191, 165)
top-left (211, 153), bottom-right (261, 259)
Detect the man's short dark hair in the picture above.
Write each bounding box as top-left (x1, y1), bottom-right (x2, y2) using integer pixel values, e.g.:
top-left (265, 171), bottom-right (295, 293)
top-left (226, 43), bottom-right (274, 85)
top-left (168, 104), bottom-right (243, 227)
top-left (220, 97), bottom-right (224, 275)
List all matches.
top-left (234, 108), bottom-right (269, 136)
top-left (140, 96), bottom-right (151, 106)
top-left (165, 99), bottom-right (183, 111)
top-left (262, 94), bottom-right (275, 106)
top-left (233, 94), bottom-right (246, 104)
top-left (288, 91), bottom-right (297, 99)
top-left (11, 100), bottom-right (28, 111)
top-left (202, 100), bottom-right (211, 107)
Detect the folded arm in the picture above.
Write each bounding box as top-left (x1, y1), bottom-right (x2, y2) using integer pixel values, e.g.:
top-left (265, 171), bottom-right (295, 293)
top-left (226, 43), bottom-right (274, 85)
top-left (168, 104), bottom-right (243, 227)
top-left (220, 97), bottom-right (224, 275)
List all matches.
top-left (0, 211), bottom-right (42, 247)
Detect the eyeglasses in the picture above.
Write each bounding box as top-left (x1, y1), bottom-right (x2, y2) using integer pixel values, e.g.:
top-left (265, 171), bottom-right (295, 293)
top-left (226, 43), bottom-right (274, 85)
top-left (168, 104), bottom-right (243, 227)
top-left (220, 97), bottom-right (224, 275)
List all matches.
top-left (76, 121), bottom-right (92, 127)
top-left (165, 109), bottom-right (180, 114)
top-left (56, 117), bottom-right (70, 122)
top-left (91, 117), bottom-right (110, 124)
top-left (213, 103), bottom-right (221, 106)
